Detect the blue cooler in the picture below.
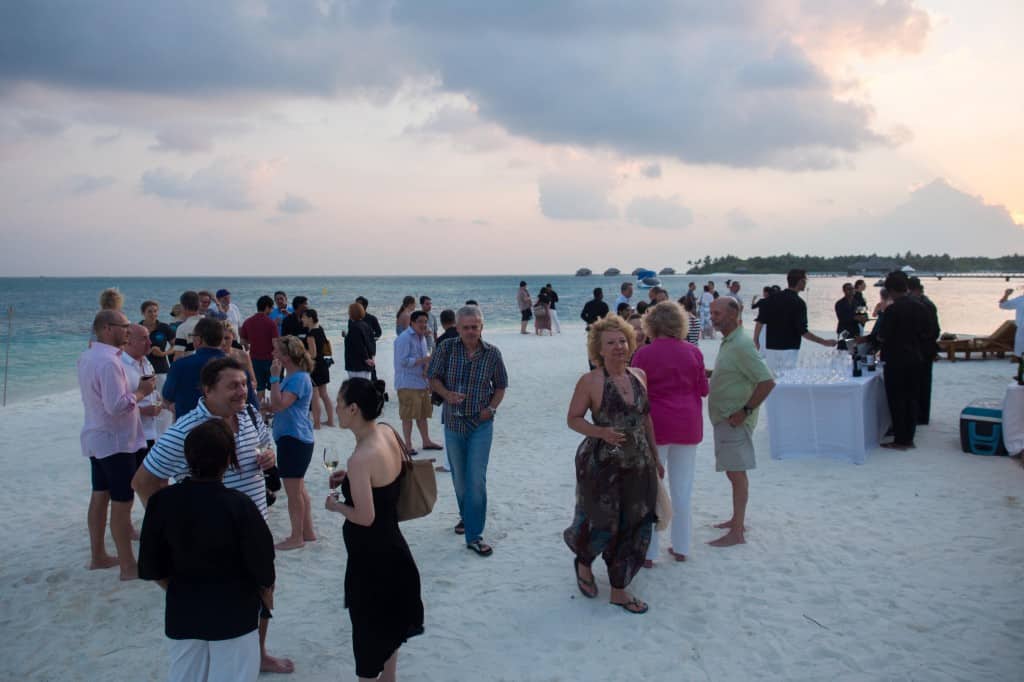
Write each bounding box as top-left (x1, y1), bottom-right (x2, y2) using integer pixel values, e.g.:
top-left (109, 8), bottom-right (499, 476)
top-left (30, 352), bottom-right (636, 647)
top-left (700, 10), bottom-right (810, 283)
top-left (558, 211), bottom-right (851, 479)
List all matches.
top-left (959, 400), bottom-right (1008, 456)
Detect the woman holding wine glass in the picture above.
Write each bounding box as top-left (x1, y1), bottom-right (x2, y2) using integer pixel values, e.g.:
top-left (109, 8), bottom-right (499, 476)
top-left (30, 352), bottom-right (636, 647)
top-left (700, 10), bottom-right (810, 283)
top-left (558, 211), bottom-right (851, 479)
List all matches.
top-left (269, 336), bottom-right (316, 550)
top-left (564, 315), bottom-right (662, 614)
top-left (325, 378), bottom-right (424, 681)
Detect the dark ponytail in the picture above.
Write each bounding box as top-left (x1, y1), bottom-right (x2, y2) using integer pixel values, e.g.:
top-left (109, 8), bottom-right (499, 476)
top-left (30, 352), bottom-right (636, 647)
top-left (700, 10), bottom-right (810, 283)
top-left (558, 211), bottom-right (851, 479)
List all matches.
top-left (338, 378), bottom-right (385, 421)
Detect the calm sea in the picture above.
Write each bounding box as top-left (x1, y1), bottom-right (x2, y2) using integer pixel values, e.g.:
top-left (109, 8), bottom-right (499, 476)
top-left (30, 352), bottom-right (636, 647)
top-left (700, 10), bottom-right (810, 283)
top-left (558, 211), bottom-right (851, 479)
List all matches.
top-left (0, 274), bottom-right (1017, 404)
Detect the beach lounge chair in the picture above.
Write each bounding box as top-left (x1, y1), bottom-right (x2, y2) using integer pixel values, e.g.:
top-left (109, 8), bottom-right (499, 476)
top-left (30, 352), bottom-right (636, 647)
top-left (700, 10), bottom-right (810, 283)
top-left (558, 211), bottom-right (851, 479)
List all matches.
top-left (938, 321), bottom-right (1017, 362)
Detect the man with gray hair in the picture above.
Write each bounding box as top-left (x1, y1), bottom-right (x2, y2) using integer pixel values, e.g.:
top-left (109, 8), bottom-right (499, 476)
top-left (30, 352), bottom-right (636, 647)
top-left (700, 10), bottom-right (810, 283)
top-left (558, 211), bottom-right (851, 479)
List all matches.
top-left (707, 297), bottom-right (775, 548)
top-left (428, 306), bottom-right (509, 557)
top-left (77, 310), bottom-right (156, 579)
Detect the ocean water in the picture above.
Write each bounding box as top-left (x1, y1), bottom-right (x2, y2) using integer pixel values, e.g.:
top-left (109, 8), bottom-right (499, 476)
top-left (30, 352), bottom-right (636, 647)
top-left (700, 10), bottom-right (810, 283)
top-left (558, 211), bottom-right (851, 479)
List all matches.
top-left (0, 274), bottom-right (1017, 404)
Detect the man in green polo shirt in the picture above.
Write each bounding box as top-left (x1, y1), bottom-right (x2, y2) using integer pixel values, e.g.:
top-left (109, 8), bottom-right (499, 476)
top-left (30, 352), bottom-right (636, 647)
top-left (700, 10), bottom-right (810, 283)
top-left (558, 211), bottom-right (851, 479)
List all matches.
top-left (707, 297), bottom-right (775, 547)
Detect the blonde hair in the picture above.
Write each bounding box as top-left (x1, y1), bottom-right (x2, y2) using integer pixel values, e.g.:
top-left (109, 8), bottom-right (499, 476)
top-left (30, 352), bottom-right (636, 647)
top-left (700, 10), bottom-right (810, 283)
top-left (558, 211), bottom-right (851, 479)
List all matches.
top-left (275, 335), bottom-right (315, 372)
top-left (99, 288), bottom-right (123, 311)
top-left (222, 322), bottom-right (237, 340)
top-left (586, 315), bottom-right (636, 367)
top-left (643, 301), bottom-right (685, 340)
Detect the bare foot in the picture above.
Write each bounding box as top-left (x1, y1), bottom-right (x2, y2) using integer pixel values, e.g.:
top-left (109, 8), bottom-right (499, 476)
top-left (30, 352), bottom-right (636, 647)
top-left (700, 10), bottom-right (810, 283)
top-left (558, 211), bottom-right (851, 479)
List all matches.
top-left (302, 533), bottom-right (317, 542)
top-left (642, 559), bottom-right (654, 569)
top-left (88, 555), bottom-right (120, 570)
top-left (119, 563), bottom-right (139, 581)
top-left (435, 465), bottom-right (450, 472)
top-left (667, 548), bottom-right (687, 562)
top-left (275, 538), bottom-right (305, 551)
top-left (712, 519), bottom-right (747, 530)
top-left (313, 423), bottom-right (321, 430)
top-left (708, 530), bottom-right (746, 547)
top-left (260, 654), bottom-right (295, 674)
top-left (326, 421), bottom-right (335, 428)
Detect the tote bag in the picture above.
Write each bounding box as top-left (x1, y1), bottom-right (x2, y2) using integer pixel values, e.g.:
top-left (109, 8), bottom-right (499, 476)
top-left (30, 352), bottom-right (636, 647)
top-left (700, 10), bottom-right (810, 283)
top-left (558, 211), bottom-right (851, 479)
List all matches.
top-left (655, 478), bottom-right (673, 531)
top-left (382, 424), bottom-right (437, 521)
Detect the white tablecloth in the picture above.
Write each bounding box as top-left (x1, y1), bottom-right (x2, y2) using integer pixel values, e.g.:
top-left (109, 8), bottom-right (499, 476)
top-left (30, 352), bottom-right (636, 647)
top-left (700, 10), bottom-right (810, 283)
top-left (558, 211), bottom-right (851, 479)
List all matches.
top-left (1003, 383), bottom-right (1024, 455)
top-left (766, 372), bottom-right (891, 465)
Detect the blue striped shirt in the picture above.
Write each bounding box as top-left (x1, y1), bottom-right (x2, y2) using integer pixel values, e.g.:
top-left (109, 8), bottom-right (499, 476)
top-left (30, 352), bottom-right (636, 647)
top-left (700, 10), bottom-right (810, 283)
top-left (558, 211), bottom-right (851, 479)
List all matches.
top-left (143, 399), bottom-right (272, 518)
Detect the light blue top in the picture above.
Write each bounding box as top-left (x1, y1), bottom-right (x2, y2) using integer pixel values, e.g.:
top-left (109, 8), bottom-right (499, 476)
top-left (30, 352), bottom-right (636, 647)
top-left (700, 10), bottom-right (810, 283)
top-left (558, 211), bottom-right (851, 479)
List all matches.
top-left (393, 327), bottom-right (430, 390)
top-left (273, 371), bottom-right (314, 444)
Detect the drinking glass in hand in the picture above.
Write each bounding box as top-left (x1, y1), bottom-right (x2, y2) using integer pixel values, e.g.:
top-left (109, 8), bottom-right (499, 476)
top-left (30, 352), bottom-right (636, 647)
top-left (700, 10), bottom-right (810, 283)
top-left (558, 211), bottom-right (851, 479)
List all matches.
top-left (323, 448), bottom-right (340, 497)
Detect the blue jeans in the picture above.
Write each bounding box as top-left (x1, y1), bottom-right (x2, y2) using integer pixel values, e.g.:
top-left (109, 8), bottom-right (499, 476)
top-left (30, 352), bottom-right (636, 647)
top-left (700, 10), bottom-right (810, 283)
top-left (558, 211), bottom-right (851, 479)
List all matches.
top-left (445, 420), bottom-right (493, 544)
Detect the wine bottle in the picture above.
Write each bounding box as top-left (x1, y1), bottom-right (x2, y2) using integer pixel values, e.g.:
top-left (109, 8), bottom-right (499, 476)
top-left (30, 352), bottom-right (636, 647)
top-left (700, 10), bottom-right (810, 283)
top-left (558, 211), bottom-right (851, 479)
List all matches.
top-left (1016, 356), bottom-right (1023, 386)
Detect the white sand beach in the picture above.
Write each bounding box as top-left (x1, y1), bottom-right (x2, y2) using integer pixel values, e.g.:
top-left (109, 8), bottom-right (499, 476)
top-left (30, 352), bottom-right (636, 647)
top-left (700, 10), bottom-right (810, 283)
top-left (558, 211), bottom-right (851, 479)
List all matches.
top-left (1, 327), bottom-right (1022, 681)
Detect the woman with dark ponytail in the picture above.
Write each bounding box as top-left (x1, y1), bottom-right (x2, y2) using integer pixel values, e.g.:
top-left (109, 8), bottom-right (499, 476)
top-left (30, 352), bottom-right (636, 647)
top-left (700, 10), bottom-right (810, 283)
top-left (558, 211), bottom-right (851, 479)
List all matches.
top-left (326, 379), bottom-right (424, 681)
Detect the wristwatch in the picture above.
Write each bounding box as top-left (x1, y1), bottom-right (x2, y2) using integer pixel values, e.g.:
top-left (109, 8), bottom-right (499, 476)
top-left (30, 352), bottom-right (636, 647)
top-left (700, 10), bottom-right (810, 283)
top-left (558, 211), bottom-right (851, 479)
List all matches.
top-left (742, 404), bottom-right (754, 416)
top-left (485, 406), bottom-right (497, 415)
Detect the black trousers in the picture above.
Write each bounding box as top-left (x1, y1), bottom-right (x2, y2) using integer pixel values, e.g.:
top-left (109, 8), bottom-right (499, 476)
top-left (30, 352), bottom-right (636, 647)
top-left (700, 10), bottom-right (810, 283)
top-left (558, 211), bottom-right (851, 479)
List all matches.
top-left (884, 363), bottom-right (922, 446)
top-left (917, 360), bottom-right (933, 425)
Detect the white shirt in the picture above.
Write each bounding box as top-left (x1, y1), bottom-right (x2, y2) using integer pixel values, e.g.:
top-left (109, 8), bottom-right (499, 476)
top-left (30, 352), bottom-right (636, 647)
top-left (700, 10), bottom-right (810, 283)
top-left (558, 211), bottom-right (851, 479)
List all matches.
top-left (999, 295), bottom-right (1024, 356)
top-left (614, 294), bottom-right (631, 309)
top-left (121, 353), bottom-right (159, 441)
top-left (223, 302), bottom-right (242, 330)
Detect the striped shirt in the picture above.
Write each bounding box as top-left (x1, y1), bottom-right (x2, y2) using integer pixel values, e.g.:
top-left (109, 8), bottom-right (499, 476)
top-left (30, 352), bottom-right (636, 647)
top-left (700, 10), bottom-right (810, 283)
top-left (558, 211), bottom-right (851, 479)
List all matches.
top-left (143, 399), bottom-right (272, 518)
top-left (427, 336), bottom-right (509, 434)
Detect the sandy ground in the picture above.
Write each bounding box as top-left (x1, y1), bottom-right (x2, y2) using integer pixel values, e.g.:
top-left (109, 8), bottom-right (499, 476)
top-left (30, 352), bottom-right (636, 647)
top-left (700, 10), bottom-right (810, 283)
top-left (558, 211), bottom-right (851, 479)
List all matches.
top-left (1, 327), bottom-right (1022, 681)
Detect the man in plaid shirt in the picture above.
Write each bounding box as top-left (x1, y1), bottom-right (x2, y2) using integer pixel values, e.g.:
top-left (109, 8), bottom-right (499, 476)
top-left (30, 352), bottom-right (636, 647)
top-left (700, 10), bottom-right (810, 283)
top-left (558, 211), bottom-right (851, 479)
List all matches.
top-left (428, 305), bottom-right (508, 557)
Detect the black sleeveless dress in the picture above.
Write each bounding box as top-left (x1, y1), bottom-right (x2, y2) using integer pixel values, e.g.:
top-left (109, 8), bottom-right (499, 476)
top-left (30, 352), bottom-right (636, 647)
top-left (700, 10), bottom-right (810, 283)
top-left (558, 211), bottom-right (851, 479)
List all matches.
top-left (341, 473), bottom-right (424, 678)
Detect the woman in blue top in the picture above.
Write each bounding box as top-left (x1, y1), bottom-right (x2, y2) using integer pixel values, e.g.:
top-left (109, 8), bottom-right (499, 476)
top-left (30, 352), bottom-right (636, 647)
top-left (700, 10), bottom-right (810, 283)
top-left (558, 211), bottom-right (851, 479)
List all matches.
top-left (270, 335), bottom-right (316, 550)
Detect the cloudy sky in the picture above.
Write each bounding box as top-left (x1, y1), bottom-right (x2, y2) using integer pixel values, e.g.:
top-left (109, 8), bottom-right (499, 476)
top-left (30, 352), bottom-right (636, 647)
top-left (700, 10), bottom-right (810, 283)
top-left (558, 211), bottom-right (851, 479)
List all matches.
top-left (1, 0), bottom-right (1022, 276)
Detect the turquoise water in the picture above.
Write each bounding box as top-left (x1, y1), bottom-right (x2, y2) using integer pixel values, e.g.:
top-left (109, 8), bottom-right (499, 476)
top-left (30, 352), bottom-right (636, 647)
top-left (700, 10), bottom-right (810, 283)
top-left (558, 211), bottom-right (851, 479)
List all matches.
top-left (0, 274), bottom-right (1016, 403)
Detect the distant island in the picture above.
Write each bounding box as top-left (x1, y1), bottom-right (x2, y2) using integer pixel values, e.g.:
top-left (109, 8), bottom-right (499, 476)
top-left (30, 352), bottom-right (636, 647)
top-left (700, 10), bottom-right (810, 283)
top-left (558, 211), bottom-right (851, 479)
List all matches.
top-left (684, 253), bottom-right (1024, 275)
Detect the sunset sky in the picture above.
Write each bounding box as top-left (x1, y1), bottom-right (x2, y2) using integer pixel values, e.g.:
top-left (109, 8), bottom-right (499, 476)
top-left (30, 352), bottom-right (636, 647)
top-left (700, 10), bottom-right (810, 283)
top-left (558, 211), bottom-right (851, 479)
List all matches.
top-left (1, 0), bottom-right (1022, 276)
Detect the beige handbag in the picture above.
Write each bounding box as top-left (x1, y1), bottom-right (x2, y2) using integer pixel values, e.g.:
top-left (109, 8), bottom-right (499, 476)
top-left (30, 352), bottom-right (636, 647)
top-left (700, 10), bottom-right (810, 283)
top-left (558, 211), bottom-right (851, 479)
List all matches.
top-left (655, 478), bottom-right (673, 531)
top-left (383, 424), bottom-right (437, 522)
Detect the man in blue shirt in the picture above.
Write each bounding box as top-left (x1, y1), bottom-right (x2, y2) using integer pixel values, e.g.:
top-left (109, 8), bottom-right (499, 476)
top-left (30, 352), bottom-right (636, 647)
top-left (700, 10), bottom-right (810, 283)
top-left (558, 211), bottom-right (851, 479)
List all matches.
top-left (163, 318), bottom-right (239, 420)
top-left (268, 291), bottom-right (292, 334)
top-left (394, 311), bottom-right (442, 453)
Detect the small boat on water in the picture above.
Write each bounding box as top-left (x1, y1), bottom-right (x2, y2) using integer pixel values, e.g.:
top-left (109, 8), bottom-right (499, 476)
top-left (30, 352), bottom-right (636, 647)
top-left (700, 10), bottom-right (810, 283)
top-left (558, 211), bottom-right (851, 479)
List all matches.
top-left (575, 268), bottom-right (592, 276)
top-left (635, 269), bottom-right (661, 289)
top-left (603, 268), bottom-right (621, 276)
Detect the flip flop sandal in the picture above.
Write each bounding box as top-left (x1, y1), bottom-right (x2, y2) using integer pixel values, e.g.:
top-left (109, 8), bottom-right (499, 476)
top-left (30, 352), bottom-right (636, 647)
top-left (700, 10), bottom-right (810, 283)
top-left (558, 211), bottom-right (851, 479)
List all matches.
top-left (574, 558), bottom-right (598, 599)
top-left (423, 444), bottom-right (444, 450)
top-left (611, 597), bottom-right (648, 615)
top-left (467, 539), bottom-right (493, 557)
top-left (454, 520), bottom-right (465, 535)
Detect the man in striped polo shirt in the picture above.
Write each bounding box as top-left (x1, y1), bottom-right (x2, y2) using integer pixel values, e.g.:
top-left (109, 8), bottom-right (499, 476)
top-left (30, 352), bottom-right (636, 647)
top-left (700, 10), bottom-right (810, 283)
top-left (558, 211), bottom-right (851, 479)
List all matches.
top-left (132, 357), bottom-right (295, 675)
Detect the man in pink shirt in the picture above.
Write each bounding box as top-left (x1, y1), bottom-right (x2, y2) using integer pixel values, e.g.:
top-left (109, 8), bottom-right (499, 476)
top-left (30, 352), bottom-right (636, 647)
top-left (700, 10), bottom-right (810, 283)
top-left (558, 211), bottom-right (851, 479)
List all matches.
top-left (77, 310), bottom-right (156, 580)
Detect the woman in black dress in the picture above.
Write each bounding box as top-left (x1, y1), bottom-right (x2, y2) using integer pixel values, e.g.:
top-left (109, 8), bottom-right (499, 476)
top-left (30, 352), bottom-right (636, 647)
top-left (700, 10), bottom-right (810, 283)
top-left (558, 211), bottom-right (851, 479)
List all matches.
top-left (301, 308), bottom-right (334, 429)
top-left (345, 302), bottom-right (377, 381)
top-left (325, 379), bottom-right (423, 681)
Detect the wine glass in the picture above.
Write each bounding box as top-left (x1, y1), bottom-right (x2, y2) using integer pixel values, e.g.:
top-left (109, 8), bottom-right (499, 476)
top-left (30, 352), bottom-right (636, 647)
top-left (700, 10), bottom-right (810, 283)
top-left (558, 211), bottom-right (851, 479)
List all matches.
top-left (322, 448), bottom-right (340, 497)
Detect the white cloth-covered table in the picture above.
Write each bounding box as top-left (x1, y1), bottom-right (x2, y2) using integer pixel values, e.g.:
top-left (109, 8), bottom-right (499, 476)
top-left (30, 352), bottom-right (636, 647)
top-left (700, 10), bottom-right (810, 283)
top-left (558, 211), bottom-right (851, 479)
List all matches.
top-left (1002, 383), bottom-right (1024, 455)
top-left (766, 372), bottom-right (891, 465)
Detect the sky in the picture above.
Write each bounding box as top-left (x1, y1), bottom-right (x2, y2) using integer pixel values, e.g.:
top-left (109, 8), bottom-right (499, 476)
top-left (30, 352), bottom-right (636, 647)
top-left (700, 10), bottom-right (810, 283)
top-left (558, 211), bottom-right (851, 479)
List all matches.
top-left (1, 0), bottom-right (1022, 276)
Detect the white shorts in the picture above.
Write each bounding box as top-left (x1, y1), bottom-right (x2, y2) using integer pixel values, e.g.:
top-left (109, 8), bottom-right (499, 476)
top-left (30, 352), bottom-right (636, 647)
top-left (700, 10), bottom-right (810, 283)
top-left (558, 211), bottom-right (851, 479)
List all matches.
top-left (168, 630), bottom-right (260, 682)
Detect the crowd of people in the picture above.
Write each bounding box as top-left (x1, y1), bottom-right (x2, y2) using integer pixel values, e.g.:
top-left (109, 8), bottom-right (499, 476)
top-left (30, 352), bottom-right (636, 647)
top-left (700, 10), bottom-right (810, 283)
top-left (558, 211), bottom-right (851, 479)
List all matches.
top-left (75, 270), bottom-right (973, 679)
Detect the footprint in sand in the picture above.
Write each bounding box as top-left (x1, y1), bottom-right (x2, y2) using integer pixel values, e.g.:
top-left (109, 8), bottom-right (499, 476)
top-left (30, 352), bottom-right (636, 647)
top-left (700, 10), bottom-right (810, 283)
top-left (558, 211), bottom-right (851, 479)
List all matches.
top-left (1006, 495), bottom-right (1019, 508)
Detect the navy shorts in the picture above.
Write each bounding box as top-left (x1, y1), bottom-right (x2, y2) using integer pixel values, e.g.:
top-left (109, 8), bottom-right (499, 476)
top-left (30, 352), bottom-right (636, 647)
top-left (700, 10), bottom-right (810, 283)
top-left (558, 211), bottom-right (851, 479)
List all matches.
top-left (253, 359), bottom-right (272, 391)
top-left (90, 450), bottom-right (143, 502)
top-left (520, 308), bottom-right (533, 322)
top-left (276, 436), bottom-right (314, 478)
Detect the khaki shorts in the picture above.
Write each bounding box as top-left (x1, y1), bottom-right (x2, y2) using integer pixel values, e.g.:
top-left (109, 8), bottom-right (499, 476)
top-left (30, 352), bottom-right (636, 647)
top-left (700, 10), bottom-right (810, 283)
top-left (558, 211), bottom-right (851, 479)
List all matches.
top-left (398, 389), bottom-right (433, 420)
top-left (713, 421), bottom-right (756, 472)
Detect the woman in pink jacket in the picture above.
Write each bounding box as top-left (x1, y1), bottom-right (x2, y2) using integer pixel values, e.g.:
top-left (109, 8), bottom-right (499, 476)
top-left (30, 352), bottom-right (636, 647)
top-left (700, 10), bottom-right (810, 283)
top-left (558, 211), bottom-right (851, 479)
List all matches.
top-left (631, 301), bottom-right (708, 564)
